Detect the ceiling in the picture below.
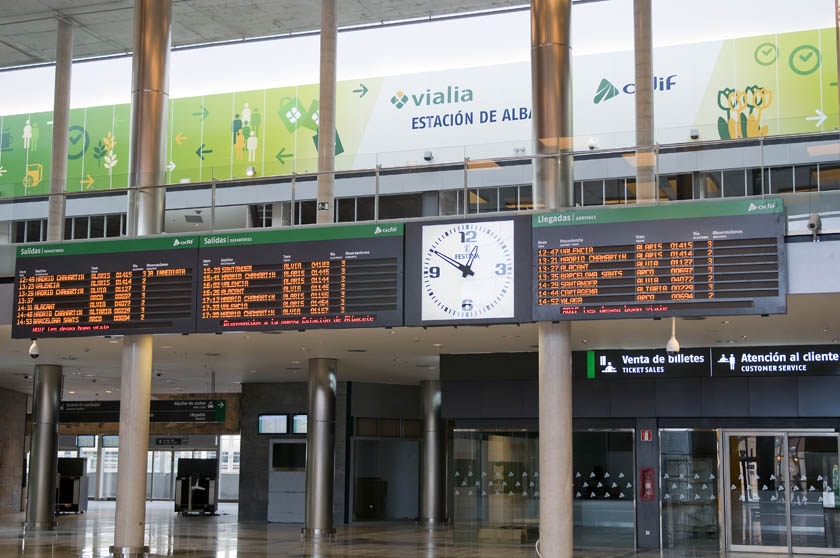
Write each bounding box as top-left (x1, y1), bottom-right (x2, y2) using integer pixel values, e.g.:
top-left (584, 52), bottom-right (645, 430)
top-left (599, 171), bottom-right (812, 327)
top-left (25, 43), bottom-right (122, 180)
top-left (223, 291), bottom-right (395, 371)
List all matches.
top-left (0, 0), bottom-right (527, 70)
top-left (0, 293), bottom-right (837, 400)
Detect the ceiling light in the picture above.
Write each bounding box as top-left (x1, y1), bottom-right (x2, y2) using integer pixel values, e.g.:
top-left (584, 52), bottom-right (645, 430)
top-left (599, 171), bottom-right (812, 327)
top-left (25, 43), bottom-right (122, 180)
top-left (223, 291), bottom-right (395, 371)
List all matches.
top-left (432, 343), bottom-right (442, 348)
top-left (71, 371), bottom-right (81, 376)
top-left (666, 317), bottom-right (680, 354)
top-left (721, 320), bottom-right (731, 325)
top-left (68, 390), bottom-right (75, 394)
top-left (108, 339), bottom-right (120, 344)
top-left (248, 370), bottom-right (256, 374)
top-left (160, 345), bottom-right (173, 349)
top-left (204, 352), bottom-right (221, 357)
top-left (347, 349), bottom-right (367, 353)
top-left (290, 360), bottom-right (301, 365)
top-left (84, 373), bottom-right (96, 377)
top-left (105, 390), bottom-right (112, 394)
top-left (580, 339), bottom-right (588, 344)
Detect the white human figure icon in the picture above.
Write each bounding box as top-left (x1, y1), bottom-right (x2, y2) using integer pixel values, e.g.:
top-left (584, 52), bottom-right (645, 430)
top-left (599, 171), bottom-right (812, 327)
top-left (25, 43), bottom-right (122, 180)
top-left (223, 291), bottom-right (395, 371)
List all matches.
top-left (246, 131), bottom-right (258, 162)
top-left (22, 119), bottom-right (32, 149)
top-left (241, 102), bottom-right (251, 125)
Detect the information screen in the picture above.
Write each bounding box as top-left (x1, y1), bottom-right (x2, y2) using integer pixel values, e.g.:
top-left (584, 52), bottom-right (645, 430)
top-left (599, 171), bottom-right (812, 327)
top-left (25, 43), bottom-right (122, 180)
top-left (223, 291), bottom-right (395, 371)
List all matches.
top-left (258, 414), bottom-right (288, 434)
top-left (12, 236), bottom-right (199, 338)
top-left (532, 199), bottom-right (786, 320)
top-left (196, 224), bottom-right (403, 332)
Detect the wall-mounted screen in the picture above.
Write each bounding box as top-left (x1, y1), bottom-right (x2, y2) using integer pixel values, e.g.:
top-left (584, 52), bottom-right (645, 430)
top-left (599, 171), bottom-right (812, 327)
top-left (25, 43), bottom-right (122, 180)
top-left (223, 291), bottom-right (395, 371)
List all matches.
top-left (272, 442), bottom-right (306, 470)
top-left (76, 435), bottom-right (96, 448)
top-left (258, 414), bottom-right (288, 434)
top-left (292, 414), bottom-right (308, 434)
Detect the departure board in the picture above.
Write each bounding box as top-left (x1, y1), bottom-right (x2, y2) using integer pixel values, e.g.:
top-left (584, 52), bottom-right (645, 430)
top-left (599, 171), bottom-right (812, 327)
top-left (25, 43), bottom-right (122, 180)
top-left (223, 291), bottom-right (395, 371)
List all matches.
top-left (196, 224), bottom-right (403, 332)
top-left (532, 198), bottom-right (786, 320)
top-left (12, 236), bottom-right (199, 338)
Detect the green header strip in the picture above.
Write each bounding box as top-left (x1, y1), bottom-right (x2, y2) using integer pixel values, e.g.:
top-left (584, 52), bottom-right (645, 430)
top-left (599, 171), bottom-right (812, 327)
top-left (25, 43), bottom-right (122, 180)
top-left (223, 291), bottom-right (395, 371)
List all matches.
top-left (533, 198), bottom-right (783, 227)
top-left (199, 223), bottom-right (403, 247)
top-left (16, 235), bottom-right (200, 258)
top-left (586, 351), bottom-right (595, 379)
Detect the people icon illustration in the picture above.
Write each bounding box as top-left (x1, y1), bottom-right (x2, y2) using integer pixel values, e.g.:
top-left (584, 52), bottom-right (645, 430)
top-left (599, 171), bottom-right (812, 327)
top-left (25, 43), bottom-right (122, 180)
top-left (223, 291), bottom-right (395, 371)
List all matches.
top-left (234, 129), bottom-right (245, 160)
top-left (232, 114), bottom-right (242, 145)
top-left (251, 107), bottom-right (261, 135)
top-left (30, 122), bottom-right (39, 152)
top-left (246, 131), bottom-right (258, 162)
top-left (241, 102), bottom-right (251, 126)
top-left (602, 361), bottom-right (617, 373)
top-left (22, 119), bottom-right (32, 150)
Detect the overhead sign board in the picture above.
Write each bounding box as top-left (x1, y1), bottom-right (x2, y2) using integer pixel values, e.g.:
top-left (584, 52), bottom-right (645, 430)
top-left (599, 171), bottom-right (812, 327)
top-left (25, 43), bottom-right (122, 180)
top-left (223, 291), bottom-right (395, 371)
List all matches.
top-left (533, 199), bottom-right (787, 321)
top-left (59, 399), bottom-right (227, 423)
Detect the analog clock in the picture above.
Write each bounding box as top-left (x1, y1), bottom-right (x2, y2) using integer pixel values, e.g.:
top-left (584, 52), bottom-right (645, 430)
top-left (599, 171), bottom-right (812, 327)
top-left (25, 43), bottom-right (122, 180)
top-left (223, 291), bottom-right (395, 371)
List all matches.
top-left (421, 220), bottom-right (514, 320)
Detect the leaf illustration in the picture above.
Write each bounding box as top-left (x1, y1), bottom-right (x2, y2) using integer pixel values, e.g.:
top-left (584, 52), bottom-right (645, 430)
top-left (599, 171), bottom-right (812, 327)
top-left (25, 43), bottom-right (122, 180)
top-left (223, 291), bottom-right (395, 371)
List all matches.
top-left (717, 116), bottom-right (730, 140)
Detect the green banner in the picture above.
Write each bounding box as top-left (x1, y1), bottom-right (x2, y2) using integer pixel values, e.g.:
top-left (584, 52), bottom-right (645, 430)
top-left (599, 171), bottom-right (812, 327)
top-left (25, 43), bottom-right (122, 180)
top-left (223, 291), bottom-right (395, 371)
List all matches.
top-left (533, 197), bottom-right (783, 227)
top-left (16, 235), bottom-right (199, 258)
top-left (199, 223), bottom-right (403, 247)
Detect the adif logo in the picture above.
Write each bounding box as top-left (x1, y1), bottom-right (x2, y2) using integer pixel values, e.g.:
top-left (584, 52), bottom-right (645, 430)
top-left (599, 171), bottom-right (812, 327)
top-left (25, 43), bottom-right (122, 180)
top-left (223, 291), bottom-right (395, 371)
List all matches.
top-left (374, 225), bottom-right (398, 235)
top-left (173, 238), bottom-right (194, 247)
top-left (594, 79), bottom-right (619, 104)
top-left (390, 85), bottom-right (474, 109)
top-left (390, 91), bottom-right (409, 109)
top-left (748, 202), bottom-right (777, 212)
top-left (594, 75), bottom-right (678, 104)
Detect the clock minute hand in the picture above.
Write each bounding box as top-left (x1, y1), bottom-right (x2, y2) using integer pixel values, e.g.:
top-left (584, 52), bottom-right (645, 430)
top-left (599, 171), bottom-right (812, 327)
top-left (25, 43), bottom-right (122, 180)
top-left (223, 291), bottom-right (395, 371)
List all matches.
top-left (461, 246), bottom-right (478, 278)
top-left (432, 249), bottom-right (474, 277)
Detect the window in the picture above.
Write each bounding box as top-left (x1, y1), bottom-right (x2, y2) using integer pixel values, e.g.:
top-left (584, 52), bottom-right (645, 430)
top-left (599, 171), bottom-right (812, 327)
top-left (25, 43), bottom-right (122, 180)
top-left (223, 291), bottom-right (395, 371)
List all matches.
top-left (722, 169), bottom-right (745, 197)
top-left (605, 179), bottom-right (625, 204)
top-left (379, 193), bottom-right (421, 220)
top-left (659, 174), bottom-right (693, 201)
top-left (794, 165), bottom-right (818, 192)
top-left (769, 166), bottom-right (793, 194)
top-left (818, 163), bottom-right (840, 190)
top-left (10, 219), bottom-right (46, 243)
top-left (702, 171), bottom-right (722, 198)
top-left (582, 180), bottom-right (604, 206)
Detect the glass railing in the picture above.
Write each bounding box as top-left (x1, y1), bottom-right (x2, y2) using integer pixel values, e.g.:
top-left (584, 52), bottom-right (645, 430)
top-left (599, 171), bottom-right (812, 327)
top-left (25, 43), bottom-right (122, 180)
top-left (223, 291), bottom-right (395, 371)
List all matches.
top-left (0, 129), bottom-right (837, 259)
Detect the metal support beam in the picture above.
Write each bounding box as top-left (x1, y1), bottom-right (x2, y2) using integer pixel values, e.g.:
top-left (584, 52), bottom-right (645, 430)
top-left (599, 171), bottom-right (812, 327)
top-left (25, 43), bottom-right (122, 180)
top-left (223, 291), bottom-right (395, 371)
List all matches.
top-left (24, 365), bottom-right (62, 531)
top-left (46, 19), bottom-right (72, 242)
top-left (111, 2), bottom-right (171, 557)
top-left (538, 322), bottom-right (573, 558)
top-left (531, 0), bottom-right (573, 211)
top-left (420, 380), bottom-right (445, 524)
top-left (634, 0), bottom-right (656, 202)
top-left (303, 358), bottom-right (337, 539)
top-left (316, 0), bottom-right (337, 224)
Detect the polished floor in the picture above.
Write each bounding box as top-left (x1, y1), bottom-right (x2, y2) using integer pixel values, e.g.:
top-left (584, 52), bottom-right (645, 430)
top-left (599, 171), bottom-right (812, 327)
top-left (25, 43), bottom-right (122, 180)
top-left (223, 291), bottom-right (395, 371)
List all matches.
top-left (0, 501), bottom-right (828, 557)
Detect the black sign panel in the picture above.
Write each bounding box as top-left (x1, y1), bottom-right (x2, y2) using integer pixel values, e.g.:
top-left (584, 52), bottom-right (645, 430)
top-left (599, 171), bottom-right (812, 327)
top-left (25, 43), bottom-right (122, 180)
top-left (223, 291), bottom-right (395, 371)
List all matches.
top-left (404, 216), bottom-right (532, 326)
top-left (196, 224), bottom-right (403, 331)
top-left (712, 346), bottom-right (840, 376)
top-left (59, 399), bottom-right (226, 423)
top-left (13, 236), bottom-right (199, 338)
top-left (573, 348), bottom-right (711, 380)
top-left (533, 199), bottom-right (787, 320)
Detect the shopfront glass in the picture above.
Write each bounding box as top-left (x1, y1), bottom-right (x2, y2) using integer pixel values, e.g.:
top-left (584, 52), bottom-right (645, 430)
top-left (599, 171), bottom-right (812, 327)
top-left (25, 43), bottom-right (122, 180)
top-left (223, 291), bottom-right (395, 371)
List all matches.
top-left (660, 430), bottom-right (720, 550)
top-left (452, 429), bottom-right (634, 547)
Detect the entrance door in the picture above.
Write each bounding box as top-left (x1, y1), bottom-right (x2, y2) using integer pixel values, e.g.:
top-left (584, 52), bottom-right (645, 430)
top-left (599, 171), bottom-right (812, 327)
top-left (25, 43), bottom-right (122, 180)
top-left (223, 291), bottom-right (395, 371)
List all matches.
top-left (724, 431), bottom-right (840, 554)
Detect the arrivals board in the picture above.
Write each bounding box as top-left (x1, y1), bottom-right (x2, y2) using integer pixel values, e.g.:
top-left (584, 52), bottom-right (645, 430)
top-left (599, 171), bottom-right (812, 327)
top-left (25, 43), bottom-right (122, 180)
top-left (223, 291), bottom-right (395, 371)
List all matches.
top-left (533, 199), bottom-right (786, 320)
top-left (12, 236), bottom-right (199, 338)
top-left (196, 224), bottom-right (403, 332)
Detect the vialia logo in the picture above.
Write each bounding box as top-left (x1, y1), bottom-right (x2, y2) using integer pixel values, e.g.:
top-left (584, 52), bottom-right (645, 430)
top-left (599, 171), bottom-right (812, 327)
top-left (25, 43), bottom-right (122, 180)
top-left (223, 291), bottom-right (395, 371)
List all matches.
top-left (390, 85), bottom-right (474, 109)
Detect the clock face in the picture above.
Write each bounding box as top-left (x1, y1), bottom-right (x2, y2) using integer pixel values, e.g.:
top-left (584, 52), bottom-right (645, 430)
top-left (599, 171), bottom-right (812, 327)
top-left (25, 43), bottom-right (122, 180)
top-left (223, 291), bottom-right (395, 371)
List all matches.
top-left (421, 220), bottom-right (515, 320)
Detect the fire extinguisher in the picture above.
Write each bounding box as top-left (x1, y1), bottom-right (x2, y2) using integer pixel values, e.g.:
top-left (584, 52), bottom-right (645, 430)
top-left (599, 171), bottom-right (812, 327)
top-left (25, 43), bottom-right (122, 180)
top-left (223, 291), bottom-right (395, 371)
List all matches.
top-left (639, 468), bottom-right (655, 501)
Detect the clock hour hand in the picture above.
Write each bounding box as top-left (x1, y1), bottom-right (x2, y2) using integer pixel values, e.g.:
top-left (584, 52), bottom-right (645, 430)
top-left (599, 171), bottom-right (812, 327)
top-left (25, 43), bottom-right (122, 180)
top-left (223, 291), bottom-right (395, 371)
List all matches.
top-left (461, 246), bottom-right (478, 278)
top-left (431, 249), bottom-right (474, 277)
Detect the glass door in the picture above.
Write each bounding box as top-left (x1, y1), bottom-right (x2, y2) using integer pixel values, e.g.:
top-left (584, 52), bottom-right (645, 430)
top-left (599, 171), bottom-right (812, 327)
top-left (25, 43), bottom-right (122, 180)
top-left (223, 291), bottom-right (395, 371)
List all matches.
top-left (724, 431), bottom-right (840, 554)
top-left (726, 433), bottom-right (788, 552)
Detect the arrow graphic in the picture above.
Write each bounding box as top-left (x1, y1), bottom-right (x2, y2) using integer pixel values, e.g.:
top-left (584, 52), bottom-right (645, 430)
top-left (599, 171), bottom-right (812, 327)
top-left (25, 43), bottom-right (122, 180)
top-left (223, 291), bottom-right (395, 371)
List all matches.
top-left (166, 161), bottom-right (176, 172)
top-left (353, 83), bottom-right (369, 98)
top-left (806, 109), bottom-right (827, 127)
top-left (275, 147), bottom-right (293, 164)
top-left (81, 174), bottom-right (94, 189)
top-left (174, 131), bottom-right (188, 145)
top-left (195, 144), bottom-right (213, 160)
top-left (0, 165), bottom-right (5, 177)
top-left (192, 105), bottom-right (209, 121)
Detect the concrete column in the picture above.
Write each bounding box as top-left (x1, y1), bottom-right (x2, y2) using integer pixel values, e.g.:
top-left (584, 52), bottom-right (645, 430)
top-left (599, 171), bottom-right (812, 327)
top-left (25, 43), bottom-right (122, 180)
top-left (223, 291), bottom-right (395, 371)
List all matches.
top-left (125, 0), bottom-right (171, 237)
top-left (303, 358), bottom-right (337, 539)
top-left (316, 0), bottom-right (337, 224)
top-left (420, 380), bottom-right (445, 523)
top-left (633, 0), bottom-right (657, 202)
top-left (111, 2), bottom-right (170, 557)
top-left (531, 0), bottom-right (573, 211)
top-left (538, 322), bottom-right (573, 558)
top-left (24, 365), bottom-right (62, 530)
top-left (95, 435), bottom-right (104, 500)
top-left (46, 19), bottom-right (73, 242)
top-left (111, 336), bottom-right (153, 557)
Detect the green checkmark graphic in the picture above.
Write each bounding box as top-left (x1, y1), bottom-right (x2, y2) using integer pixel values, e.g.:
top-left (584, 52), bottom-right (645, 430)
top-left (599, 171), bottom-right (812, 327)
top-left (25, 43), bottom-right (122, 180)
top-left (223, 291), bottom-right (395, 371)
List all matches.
top-left (754, 42), bottom-right (777, 66)
top-left (67, 125), bottom-right (89, 160)
top-left (789, 44), bottom-right (821, 75)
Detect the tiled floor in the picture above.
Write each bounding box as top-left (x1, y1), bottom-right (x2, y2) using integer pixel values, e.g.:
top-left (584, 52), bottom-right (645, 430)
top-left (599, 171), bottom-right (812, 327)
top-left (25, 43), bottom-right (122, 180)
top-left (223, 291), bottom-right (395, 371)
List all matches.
top-left (0, 501), bottom-right (819, 557)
